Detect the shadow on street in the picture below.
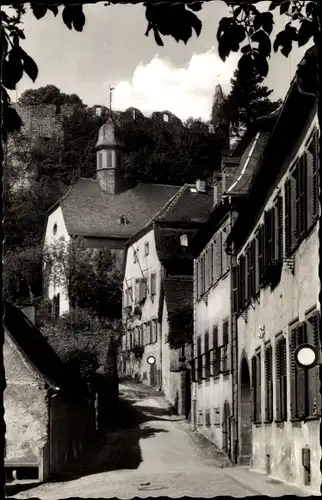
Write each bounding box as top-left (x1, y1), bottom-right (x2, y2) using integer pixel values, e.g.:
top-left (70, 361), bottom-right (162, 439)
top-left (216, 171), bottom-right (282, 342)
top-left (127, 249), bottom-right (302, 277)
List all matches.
top-left (50, 381), bottom-right (172, 482)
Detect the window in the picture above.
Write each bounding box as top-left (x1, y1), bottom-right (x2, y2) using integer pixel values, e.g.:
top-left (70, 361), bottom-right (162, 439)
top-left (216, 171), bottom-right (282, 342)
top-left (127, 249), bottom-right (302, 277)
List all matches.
top-left (150, 273), bottom-right (156, 296)
top-left (143, 323), bottom-right (147, 345)
top-left (238, 255), bottom-right (246, 312)
top-left (214, 233), bottom-right (222, 282)
top-left (275, 336), bottom-right (287, 421)
top-left (148, 321), bottom-right (153, 344)
top-left (200, 255), bottom-right (205, 295)
top-left (252, 350), bottom-right (262, 423)
top-left (97, 151), bottom-right (103, 170)
top-left (120, 215), bottom-right (129, 225)
top-left (197, 337), bottom-right (202, 381)
top-left (205, 249), bottom-right (210, 290)
top-left (205, 409), bottom-right (211, 427)
top-left (246, 240), bottom-right (256, 301)
top-left (222, 226), bottom-right (229, 274)
top-left (264, 343), bottom-right (273, 422)
top-left (306, 310), bottom-right (321, 417)
top-left (263, 208), bottom-right (275, 271)
top-left (232, 265), bottom-right (238, 315)
top-left (152, 320), bottom-right (158, 343)
top-left (256, 225), bottom-right (264, 289)
top-left (221, 319), bottom-right (229, 373)
top-left (273, 195), bottom-right (283, 262)
top-left (212, 325), bottom-right (220, 376)
top-left (139, 278), bottom-right (147, 301)
top-left (213, 407), bottom-right (221, 426)
top-left (140, 325), bottom-right (144, 346)
top-left (144, 242), bottom-right (149, 256)
top-left (295, 156), bottom-right (307, 241)
top-left (290, 313), bottom-right (321, 419)
top-left (290, 322), bottom-right (306, 420)
top-left (306, 130), bottom-right (319, 228)
top-left (53, 223), bottom-right (58, 235)
top-left (133, 248), bottom-right (138, 264)
top-left (204, 331), bottom-right (211, 379)
top-left (107, 151), bottom-right (113, 168)
top-left (284, 176), bottom-right (296, 256)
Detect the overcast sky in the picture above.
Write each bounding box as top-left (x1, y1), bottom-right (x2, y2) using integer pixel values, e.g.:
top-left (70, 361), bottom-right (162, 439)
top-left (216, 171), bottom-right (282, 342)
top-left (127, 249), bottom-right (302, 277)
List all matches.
top-left (11, 1), bottom-right (310, 120)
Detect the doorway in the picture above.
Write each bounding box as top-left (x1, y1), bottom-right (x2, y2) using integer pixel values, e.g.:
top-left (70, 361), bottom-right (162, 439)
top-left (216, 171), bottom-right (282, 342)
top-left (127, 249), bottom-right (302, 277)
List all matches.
top-left (240, 357), bottom-right (252, 464)
top-left (150, 361), bottom-right (157, 387)
top-left (184, 368), bottom-right (191, 420)
top-left (222, 400), bottom-right (231, 457)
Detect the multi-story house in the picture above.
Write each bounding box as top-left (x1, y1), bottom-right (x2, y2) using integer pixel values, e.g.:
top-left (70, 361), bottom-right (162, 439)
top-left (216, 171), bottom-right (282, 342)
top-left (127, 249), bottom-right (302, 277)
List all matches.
top-left (190, 111), bottom-right (278, 457)
top-left (225, 68), bottom-right (320, 492)
top-left (43, 115), bottom-right (180, 315)
top-left (121, 182), bottom-right (213, 415)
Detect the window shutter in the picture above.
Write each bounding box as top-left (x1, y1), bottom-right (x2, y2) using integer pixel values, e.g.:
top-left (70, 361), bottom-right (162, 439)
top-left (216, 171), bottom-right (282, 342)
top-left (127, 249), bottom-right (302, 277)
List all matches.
top-left (277, 195), bottom-right (283, 261)
top-left (312, 130), bottom-right (319, 220)
top-left (251, 355), bottom-right (257, 422)
top-left (216, 232), bottom-right (222, 280)
top-left (201, 255), bottom-right (205, 294)
top-left (212, 241), bottom-right (216, 283)
top-left (209, 243), bottom-right (213, 286)
top-left (295, 157), bottom-right (307, 241)
top-left (290, 328), bottom-right (298, 419)
top-left (307, 312), bottom-right (321, 416)
top-left (207, 249), bottom-right (211, 290)
top-left (296, 323), bottom-right (307, 419)
top-left (256, 227), bottom-right (263, 291)
top-left (269, 207), bottom-right (275, 262)
top-left (239, 255), bottom-right (246, 311)
top-left (222, 227), bottom-right (228, 274)
top-left (246, 245), bottom-right (251, 303)
top-left (264, 211), bottom-right (270, 270)
top-left (256, 352), bottom-right (261, 422)
top-left (151, 273), bottom-right (156, 295)
top-left (232, 265), bottom-right (238, 314)
top-left (265, 344), bottom-right (273, 422)
top-left (306, 148), bottom-right (315, 230)
top-left (280, 337), bottom-right (287, 421)
top-left (213, 326), bottom-right (219, 376)
top-left (275, 339), bottom-right (281, 421)
top-left (197, 261), bottom-right (201, 298)
top-left (284, 178), bottom-right (292, 257)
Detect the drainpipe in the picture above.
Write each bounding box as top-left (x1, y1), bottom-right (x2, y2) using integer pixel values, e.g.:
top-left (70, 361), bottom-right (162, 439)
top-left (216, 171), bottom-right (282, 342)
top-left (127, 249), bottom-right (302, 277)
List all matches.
top-left (226, 207), bottom-right (239, 464)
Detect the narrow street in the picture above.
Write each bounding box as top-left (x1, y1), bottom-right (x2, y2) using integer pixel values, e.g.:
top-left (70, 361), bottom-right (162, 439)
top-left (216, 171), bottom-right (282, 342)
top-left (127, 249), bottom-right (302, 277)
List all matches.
top-left (9, 380), bottom-right (307, 499)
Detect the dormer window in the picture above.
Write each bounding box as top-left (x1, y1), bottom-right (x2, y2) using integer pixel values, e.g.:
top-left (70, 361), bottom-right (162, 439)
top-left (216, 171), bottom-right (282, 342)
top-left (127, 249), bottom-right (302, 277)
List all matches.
top-left (119, 215), bottom-right (129, 225)
top-left (53, 223), bottom-right (57, 235)
top-left (163, 113), bottom-right (169, 123)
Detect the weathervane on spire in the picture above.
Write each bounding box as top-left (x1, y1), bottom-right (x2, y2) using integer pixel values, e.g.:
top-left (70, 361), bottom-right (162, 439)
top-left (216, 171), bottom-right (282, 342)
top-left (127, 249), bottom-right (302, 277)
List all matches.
top-left (109, 85), bottom-right (114, 117)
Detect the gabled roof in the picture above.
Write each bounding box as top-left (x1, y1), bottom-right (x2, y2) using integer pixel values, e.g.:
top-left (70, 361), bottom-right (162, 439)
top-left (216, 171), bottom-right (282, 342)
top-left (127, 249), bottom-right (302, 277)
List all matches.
top-left (155, 183), bottom-right (213, 224)
top-left (226, 54), bottom-right (317, 252)
top-left (4, 301), bottom-right (80, 390)
top-left (50, 179), bottom-right (180, 239)
top-left (224, 130), bottom-right (271, 197)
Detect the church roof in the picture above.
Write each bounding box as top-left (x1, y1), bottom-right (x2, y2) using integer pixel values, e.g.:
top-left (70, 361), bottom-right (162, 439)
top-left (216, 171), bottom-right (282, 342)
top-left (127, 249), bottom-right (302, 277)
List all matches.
top-left (55, 179), bottom-right (180, 239)
top-left (96, 117), bottom-right (124, 149)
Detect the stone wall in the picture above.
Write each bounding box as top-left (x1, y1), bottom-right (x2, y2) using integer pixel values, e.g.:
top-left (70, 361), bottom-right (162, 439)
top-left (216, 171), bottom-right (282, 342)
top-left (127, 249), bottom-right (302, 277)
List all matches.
top-left (4, 335), bottom-right (48, 474)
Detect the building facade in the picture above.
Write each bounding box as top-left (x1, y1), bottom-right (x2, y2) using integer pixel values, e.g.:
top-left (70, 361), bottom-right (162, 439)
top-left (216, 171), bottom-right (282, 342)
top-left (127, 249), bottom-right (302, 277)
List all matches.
top-left (192, 210), bottom-right (232, 454)
top-left (226, 78), bottom-right (320, 492)
top-left (122, 182), bottom-right (213, 414)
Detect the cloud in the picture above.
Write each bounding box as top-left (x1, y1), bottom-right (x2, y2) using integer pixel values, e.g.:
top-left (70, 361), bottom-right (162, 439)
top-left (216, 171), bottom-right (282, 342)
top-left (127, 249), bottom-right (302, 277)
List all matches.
top-left (110, 50), bottom-right (240, 121)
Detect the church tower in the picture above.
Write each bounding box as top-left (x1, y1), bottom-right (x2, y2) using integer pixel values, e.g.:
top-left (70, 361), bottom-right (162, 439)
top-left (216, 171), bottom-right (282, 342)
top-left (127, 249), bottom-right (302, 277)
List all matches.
top-left (95, 88), bottom-right (125, 194)
top-left (211, 84), bottom-right (230, 155)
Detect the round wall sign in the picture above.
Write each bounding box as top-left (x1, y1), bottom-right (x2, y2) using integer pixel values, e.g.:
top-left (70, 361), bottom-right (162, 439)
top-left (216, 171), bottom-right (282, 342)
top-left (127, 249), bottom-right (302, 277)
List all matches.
top-left (294, 343), bottom-right (318, 369)
top-left (147, 356), bottom-right (156, 365)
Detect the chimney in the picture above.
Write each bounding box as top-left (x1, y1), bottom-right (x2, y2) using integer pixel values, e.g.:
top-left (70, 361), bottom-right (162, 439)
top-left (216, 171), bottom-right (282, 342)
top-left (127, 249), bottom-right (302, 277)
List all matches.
top-left (213, 171), bottom-right (223, 207)
top-left (221, 157), bottom-right (241, 193)
top-left (196, 179), bottom-right (206, 193)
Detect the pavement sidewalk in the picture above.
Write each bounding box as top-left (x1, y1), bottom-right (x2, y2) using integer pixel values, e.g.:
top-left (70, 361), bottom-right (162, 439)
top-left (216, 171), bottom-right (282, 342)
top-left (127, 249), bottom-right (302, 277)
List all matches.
top-left (223, 465), bottom-right (317, 497)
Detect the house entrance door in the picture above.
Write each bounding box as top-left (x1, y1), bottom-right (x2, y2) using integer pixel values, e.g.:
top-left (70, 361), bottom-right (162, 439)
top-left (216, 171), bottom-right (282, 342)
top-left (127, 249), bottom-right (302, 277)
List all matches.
top-left (150, 361), bottom-right (157, 386)
top-left (240, 357), bottom-right (252, 465)
top-left (222, 400), bottom-right (231, 458)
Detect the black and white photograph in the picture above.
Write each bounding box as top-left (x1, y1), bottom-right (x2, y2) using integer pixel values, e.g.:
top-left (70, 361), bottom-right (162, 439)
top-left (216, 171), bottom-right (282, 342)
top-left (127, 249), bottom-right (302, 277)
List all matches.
top-left (1, 0), bottom-right (320, 498)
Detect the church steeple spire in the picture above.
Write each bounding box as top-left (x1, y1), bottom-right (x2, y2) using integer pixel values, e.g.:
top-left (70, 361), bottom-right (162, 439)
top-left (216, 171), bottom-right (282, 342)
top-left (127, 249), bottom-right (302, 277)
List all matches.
top-left (95, 86), bottom-right (125, 194)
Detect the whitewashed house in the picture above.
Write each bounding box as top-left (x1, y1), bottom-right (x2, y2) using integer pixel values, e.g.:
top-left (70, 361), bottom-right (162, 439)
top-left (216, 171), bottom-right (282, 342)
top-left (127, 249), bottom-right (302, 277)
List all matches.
top-left (225, 71), bottom-right (320, 492)
top-left (122, 182), bottom-right (213, 415)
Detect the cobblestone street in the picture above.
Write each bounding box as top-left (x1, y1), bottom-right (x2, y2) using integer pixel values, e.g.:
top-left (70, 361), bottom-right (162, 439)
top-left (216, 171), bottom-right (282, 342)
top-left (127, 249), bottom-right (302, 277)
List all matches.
top-left (8, 380), bottom-right (307, 499)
